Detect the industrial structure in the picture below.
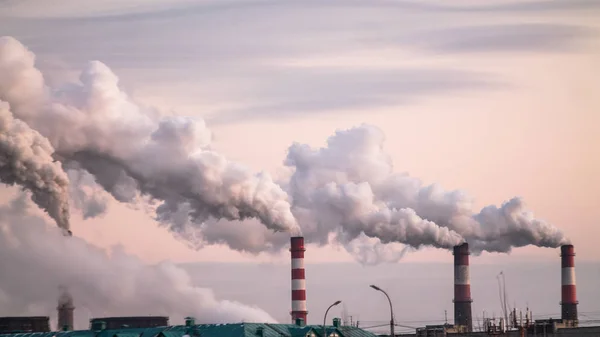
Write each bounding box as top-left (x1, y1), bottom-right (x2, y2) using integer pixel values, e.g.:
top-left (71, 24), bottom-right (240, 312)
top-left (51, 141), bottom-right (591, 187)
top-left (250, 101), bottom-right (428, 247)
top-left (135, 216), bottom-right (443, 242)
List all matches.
top-left (57, 289), bottom-right (75, 331)
top-left (291, 236), bottom-right (308, 324)
top-left (1, 237), bottom-right (597, 337)
top-left (452, 243), bottom-right (472, 333)
top-left (0, 317), bottom-right (50, 333)
top-left (88, 317), bottom-right (169, 330)
top-left (399, 244), bottom-right (589, 336)
top-left (0, 317), bottom-right (378, 337)
top-left (560, 245), bottom-right (578, 325)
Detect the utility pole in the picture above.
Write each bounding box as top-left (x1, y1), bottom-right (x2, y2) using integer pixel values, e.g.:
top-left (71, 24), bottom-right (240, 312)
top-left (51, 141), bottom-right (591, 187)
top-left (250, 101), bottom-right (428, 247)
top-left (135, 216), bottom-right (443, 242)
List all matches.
top-left (370, 285), bottom-right (395, 337)
top-left (445, 310), bottom-right (448, 325)
top-left (323, 301), bottom-right (342, 337)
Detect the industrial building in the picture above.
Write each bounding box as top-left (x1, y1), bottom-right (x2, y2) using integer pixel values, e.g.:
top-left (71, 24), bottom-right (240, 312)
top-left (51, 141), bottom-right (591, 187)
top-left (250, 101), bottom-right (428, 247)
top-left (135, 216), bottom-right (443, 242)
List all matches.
top-left (1, 238), bottom-right (599, 337)
top-left (89, 317), bottom-right (169, 330)
top-left (0, 317), bottom-right (50, 333)
top-left (0, 317), bottom-right (378, 337)
top-left (397, 243), bottom-right (591, 337)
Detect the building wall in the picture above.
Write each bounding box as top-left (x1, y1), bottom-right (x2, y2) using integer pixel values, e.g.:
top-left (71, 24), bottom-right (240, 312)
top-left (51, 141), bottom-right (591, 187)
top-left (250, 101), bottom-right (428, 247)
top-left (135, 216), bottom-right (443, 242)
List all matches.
top-left (90, 317), bottom-right (169, 330)
top-left (554, 326), bottom-right (600, 336)
top-left (398, 326), bottom-right (600, 337)
top-left (0, 317), bottom-right (50, 333)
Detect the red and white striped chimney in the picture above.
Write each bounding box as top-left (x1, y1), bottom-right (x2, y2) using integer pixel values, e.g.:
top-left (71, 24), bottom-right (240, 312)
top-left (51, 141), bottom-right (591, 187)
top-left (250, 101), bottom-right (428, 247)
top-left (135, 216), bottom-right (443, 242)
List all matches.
top-left (453, 242), bottom-right (473, 332)
top-left (290, 236), bottom-right (308, 324)
top-left (560, 244), bottom-right (578, 322)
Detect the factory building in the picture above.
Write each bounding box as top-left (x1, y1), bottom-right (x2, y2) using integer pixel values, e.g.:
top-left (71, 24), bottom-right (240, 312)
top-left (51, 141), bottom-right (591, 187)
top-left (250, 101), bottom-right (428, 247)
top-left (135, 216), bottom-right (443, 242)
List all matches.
top-left (88, 317), bottom-right (168, 330)
top-left (399, 325), bottom-right (600, 337)
top-left (0, 317), bottom-right (378, 337)
top-left (0, 317), bottom-right (50, 333)
top-left (2, 239), bottom-right (596, 337)
top-left (398, 244), bottom-right (588, 337)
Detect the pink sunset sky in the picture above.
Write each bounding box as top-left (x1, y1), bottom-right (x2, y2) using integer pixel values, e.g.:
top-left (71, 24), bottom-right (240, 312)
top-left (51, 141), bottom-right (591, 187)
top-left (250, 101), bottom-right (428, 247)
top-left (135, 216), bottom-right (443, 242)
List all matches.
top-left (1, 0), bottom-right (599, 330)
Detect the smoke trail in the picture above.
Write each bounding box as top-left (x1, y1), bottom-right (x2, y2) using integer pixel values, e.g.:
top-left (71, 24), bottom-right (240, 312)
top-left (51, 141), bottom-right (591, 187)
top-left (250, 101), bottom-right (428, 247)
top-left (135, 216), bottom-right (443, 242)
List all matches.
top-left (0, 36), bottom-right (567, 263)
top-left (285, 124), bottom-right (569, 255)
top-left (0, 100), bottom-right (70, 231)
top-left (0, 192), bottom-right (277, 328)
top-left (66, 166), bottom-right (109, 220)
top-left (302, 180), bottom-right (464, 249)
top-left (57, 285), bottom-right (73, 308)
top-left (0, 36), bottom-right (299, 236)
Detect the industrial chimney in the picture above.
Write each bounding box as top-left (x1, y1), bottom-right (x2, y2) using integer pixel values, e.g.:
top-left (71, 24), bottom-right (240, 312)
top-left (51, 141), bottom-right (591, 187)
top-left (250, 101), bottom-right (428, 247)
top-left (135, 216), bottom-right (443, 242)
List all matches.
top-left (290, 236), bottom-right (308, 324)
top-left (453, 242), bottom-right (473, 332)
top-left (560, 244), bottom-right (578, 324)
top-left (57, 287), bottom-right (74, 331)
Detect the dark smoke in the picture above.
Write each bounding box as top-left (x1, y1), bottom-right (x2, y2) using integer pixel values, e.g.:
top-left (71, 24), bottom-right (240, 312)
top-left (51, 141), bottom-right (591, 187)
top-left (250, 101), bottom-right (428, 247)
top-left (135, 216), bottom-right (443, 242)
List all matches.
top-left (0, 100), bottom-right (71, 230)
top-left (57, 285), bottom-right (73, 308)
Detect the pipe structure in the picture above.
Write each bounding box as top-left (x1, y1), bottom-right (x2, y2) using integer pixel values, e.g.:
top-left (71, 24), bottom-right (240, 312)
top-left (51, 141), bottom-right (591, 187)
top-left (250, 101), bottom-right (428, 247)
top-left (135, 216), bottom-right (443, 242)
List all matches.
top-left (57, 301), bottom-right (74, 331)
top-left (290, 236), bottom-right (308, 323)
top-left (453, 242), bottom-right (473, 332)
top-left (560, 244), bottom-right (578, 322)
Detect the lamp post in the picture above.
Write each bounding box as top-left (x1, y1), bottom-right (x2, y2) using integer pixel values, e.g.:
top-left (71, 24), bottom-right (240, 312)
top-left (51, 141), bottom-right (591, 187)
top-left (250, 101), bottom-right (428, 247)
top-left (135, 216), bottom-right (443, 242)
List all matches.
top-left (370, 285), bottom-right (395, 337)
top-left (323, 301), bottom-right (342, 337)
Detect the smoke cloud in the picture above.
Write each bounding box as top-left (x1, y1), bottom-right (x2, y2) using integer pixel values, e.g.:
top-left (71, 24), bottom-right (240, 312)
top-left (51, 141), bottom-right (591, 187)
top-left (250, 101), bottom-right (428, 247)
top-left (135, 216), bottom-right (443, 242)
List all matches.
top-left (284, 124), bottom-right (569, 255)
top-left (0, 192), bottom-right (277, 328)
top-left (0, 101), bottom-right (71, 231)
top-left (57, 285), bottom-right (73, 308)
top-left (0, 36), bottom-right (299, 236)
top-left (0, 36), bottom-right (568, 264)
top-left (66, 166), bottom-right (109, 220)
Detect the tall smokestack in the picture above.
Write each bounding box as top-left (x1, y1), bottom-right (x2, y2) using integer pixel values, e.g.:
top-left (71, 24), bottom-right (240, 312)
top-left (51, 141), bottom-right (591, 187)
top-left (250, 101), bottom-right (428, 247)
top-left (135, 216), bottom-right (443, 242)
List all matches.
top-left (57, 287), bottom-right (74, 331)
top-left (453, 242), bottom-right (473, 332)
top-left (290, 236), bottom-right (308, 324)
top-left (560, 244), bottom-right (578, 323)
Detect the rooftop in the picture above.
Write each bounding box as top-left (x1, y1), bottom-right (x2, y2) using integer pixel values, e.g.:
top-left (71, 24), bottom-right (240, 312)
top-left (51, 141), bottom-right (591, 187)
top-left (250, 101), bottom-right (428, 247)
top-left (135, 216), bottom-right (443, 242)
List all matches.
top-left (0, 322), bottom-right (378, 337)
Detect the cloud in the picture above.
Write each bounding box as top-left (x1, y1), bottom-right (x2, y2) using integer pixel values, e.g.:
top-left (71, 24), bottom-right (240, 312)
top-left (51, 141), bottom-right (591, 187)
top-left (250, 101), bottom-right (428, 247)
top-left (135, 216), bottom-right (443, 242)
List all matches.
top-left (392, 24), bottom-right (598, 54)
top-left (206, 67), bottom-right (499, 124)
top-left (442, 0), bottom-right (600, 13)
top-left (0, 192), bottom-right (277, 328)
top-left (1, 3), bottom-right (503, 124)
top-left (10, 0), bottom-right (578, 126)
top-left (0, 0), bottom-right (467, 20)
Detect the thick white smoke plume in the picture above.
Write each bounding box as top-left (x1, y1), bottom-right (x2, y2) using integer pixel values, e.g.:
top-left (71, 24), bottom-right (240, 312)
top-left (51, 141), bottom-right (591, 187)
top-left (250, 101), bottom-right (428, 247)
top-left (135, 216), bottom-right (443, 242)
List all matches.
top-left (0, 36), bottom-right (568, 264)
top-left (0, 101), bottom-right (70, 231)
top-left (0, 192), bottom-right (277, 328)
top-left (0, 36), bottom-right (299, 236)
top-left (284, 124), bottom-right (569, 255)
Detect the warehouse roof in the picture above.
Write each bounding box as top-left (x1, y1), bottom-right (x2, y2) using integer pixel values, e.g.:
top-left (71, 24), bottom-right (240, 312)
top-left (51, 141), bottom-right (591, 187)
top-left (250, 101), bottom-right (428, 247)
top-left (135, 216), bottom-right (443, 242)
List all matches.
top-left (0, 322), bottom-right (378, 337)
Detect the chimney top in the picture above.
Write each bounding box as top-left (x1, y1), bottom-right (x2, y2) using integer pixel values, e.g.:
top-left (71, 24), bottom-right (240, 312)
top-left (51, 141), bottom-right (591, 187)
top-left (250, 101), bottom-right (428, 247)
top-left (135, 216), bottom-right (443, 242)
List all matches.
top-left (561, 245), bottom-right (575, 256)
top-left (453, 242), bottom-right (470, 255)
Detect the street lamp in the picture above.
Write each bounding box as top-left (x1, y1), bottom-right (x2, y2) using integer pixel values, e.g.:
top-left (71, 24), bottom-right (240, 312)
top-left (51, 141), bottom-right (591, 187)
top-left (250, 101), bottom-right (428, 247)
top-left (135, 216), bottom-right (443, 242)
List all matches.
top-left (323, 300), bottom-right (342, 337)
top-left (370, 285), bottom-right (395, 337)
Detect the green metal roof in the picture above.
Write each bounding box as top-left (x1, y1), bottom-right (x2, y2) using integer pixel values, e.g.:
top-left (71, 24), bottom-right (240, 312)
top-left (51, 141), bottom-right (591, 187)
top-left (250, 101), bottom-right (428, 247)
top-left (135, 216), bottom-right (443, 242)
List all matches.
top-left (0, 322), bottom-right (378, 337)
